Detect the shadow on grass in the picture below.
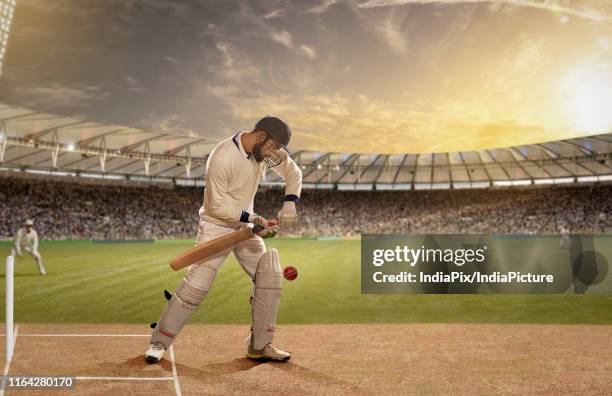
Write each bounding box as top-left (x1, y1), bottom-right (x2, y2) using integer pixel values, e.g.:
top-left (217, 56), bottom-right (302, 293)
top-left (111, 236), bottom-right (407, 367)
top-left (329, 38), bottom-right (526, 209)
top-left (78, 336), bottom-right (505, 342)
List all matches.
top-left (0, 273), bottom-right (46, 278)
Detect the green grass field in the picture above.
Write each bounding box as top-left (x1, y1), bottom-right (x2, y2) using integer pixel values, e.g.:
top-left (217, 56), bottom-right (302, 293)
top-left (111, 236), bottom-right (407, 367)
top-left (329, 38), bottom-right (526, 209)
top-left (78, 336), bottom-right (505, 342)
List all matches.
top-left (1, 239), bottom-right (611, 324)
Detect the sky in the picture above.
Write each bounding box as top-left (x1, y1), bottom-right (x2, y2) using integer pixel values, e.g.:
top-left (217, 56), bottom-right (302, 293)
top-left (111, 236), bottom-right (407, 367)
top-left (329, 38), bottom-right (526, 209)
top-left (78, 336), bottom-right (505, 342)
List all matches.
top-left (1, 0), bottom-right (611, 154)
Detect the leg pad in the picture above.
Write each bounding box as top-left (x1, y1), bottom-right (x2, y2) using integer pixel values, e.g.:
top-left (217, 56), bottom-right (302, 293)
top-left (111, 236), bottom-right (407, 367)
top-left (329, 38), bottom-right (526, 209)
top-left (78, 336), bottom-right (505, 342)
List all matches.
top-left (251, 249), bottom-right (283, 350)
top-left (149, 265), bottom-right (216, 349)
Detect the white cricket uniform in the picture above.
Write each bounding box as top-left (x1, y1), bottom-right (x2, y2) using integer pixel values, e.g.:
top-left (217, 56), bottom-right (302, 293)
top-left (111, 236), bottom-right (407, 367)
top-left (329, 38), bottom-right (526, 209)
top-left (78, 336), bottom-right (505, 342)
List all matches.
top-left (149, 131), bottom-right (302, 350)
top-left (12, 227), bottom-right (46, 274)
top-left (193, 131), bottom-right (302, 276)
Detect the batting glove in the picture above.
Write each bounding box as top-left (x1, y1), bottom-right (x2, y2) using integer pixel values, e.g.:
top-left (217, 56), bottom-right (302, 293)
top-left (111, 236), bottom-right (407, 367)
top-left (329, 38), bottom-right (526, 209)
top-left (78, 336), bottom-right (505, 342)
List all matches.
top-left (257, 222), bottom-right (280, 239)
top-left (248, 215), bottom-right (280, 239)
top-left (247, 213), bottom-right (267, 228)
top-left (278, 201), bottom-right (298, 229)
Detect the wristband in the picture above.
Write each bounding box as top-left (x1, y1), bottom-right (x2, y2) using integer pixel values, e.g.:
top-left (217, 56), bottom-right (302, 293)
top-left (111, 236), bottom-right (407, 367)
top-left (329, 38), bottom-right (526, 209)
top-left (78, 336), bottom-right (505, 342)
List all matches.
top-left (240, 210), bottom-right (251, 223)
top-left (285, 194), bottom-right (299, 203)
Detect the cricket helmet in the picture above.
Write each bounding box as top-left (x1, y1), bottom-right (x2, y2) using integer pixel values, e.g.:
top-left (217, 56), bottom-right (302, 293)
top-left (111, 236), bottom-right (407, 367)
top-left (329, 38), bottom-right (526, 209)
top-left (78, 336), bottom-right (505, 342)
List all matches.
top-left (254, 116), bottom-right (291, 150)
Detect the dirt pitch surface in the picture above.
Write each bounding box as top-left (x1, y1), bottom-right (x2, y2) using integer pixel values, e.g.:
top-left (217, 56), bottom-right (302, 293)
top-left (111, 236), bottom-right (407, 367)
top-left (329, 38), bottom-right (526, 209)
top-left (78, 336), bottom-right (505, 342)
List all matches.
top-left (1, 323), bottom-right (611, 395)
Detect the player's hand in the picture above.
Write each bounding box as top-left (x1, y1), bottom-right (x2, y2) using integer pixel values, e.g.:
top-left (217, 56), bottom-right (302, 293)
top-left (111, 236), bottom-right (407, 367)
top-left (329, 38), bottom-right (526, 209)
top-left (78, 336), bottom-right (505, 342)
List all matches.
top-left (247, 214), bottom-right (268, 228)
top-left (278, 201), bottom-right (298, 229)
top-left (255, 219), bottom-right (280, 239)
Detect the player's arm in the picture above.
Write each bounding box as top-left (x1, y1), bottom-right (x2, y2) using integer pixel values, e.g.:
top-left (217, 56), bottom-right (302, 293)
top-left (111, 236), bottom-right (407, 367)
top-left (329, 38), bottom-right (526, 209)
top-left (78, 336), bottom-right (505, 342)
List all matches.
top-left (270, 151), bottom-right (303, 228)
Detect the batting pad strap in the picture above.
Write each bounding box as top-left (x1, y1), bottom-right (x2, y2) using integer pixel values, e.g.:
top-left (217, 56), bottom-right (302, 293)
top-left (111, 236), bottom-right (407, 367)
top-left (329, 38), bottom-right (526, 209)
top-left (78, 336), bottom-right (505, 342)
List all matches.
top-left (252, 249), bottom-right (283, 350)
top-left (150, 265), bottom-right (217, 349)
top-left (284, 194), bottom-right (299, 203)
top-left (149, 294), bottom-right (197, 350)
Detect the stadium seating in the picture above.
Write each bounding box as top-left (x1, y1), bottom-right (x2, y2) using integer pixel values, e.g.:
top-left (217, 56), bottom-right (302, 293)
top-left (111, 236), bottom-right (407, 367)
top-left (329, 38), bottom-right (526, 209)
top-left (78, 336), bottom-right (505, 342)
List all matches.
top-left (1, 176), bottom-right (610, 240)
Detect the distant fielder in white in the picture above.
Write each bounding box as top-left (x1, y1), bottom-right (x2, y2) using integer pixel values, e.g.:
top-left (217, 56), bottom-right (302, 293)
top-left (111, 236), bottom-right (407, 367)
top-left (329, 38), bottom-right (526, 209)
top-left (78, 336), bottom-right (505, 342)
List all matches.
top-left (12, 219), bottom-right (46, 275)
top-left (145, 116), bottom-right (302, 363)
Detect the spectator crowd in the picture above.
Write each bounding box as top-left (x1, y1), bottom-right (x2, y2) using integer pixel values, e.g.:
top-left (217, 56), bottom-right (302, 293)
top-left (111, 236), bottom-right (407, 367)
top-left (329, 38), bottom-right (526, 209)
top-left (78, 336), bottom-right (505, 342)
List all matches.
top-left (1, 176), bottom-right (611, 240)
top-left (0, 177), bottom-right (198, 240)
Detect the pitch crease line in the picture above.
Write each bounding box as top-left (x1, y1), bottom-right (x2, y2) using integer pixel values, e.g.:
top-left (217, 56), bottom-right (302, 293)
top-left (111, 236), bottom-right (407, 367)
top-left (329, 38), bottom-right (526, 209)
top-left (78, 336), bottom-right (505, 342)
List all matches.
top-left (0, 324), bottom-right (19, 396)
top-left (76, 376), bottom-right (174, 381)
top-left (169, 344), bottom-right (182, 396)
top-left (14, 334), bottom-right (150, 337)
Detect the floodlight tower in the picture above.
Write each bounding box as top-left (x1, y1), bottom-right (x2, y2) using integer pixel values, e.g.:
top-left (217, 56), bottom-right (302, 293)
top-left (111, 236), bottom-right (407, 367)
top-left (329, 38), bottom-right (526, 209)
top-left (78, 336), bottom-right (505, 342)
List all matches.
top-left (0, 0), bottom-right (16, 78)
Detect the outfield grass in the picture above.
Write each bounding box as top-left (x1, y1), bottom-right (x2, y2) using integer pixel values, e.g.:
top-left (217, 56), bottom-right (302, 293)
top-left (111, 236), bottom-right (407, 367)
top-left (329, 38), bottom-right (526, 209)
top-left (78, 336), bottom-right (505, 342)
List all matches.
top-left (1, 239), bottom-right (611, 324)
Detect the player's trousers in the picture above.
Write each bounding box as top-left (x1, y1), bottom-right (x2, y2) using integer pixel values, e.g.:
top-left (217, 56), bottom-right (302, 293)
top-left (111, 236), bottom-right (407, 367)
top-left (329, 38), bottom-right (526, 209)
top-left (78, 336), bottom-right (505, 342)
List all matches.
top-left (150, 219), bottom-right (269, 349)
top-left (12, 246), bottom-right (46, 274)
top-left (193, 219), bottom-right (267, 279)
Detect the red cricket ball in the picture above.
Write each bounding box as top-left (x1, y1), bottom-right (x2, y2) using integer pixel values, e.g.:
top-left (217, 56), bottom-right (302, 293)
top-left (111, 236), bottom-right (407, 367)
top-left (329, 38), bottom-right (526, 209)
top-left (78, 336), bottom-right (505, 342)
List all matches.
top-left (283, 266), bottom-right (298, 281)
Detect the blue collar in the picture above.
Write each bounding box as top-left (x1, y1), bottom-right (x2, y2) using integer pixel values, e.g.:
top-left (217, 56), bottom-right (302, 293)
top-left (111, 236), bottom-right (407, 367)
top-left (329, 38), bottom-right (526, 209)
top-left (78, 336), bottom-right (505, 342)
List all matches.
top-left (232, 133), bottom-right (251, 159)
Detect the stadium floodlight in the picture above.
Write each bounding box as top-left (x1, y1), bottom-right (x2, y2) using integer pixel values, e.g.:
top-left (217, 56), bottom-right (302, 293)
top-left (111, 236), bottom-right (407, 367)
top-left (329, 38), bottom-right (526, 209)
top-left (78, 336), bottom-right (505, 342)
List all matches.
top-left (66, 142), bottom-right (76, 151)
top-left (0, 0), bottom-right (16, 78)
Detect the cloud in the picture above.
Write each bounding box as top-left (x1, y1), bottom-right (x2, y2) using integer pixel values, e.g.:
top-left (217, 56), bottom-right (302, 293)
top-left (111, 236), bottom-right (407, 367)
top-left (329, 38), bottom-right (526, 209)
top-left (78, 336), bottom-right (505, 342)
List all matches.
top-left (353, 1), bottom-right (474, 59)
top-left (139, 112), bottom-right (198, 137)
top-left (513, 35), bottom-right (546, 73)
top-left (376, 11), bottom-right (411, 54)
top-left (307, 0), bottom-right (339, 14)
top-left (419, 5), bottom-right (475, 64)
top-left (14, 83), bottom-right (110, 109)
top-left (214, 91), bottom-right (557, 153)
top-left (163, 57), bottom-right (182, 67)
top-left (180, 3), bottom-right (590, 153)
top-left (357, 0), bottom-right (612, 22)
top-left (264, 9), bottom-right (285, 19)
top-left (9, 0), bottom-right (608, 154)
top-left (123, 76), bottom-right (149, 93)
top-left (200, 41), bottom-right (264, 106)
top-left (213, 42), bottom-right (262, 82)
top-left (207, 3), bottom-right (315, 58)
top-left (270, 30), bottom-right (295, 48)
top-left (300, 45), bottom-right (317, 58)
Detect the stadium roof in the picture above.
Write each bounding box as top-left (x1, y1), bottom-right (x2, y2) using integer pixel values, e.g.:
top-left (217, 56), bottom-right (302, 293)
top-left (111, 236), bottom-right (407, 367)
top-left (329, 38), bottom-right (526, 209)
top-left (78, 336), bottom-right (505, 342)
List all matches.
top-left (1, 103), bottom-right (611, 189)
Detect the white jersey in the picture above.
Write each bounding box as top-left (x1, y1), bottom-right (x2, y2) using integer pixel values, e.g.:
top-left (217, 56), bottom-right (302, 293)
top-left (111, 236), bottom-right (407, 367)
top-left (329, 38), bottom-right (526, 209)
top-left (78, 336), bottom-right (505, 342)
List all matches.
top-left (15, 228), bottom-right (39, 250)
top-left (199, 131), bottom-right (302, 228)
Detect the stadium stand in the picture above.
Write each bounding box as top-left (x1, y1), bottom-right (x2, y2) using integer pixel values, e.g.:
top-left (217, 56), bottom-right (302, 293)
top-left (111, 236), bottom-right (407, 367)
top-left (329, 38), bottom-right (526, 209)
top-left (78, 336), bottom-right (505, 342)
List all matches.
top-left (1, 103), bottom-right (611, 239)
top-left (1, 103), bottom-right (611, 188)
top-left (1, 175), bottom-right (610, 240)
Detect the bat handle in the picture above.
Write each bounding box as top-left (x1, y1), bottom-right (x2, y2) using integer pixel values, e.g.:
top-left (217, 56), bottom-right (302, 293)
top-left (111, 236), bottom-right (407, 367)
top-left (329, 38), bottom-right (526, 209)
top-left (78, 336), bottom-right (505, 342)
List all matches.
top-left (252, 220), bottom-right (277, 235)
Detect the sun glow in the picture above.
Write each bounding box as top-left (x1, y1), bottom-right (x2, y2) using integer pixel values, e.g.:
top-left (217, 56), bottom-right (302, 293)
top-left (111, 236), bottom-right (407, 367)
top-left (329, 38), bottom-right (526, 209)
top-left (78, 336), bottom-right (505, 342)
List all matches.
top-left (562, 62), bottom-right (612, 133)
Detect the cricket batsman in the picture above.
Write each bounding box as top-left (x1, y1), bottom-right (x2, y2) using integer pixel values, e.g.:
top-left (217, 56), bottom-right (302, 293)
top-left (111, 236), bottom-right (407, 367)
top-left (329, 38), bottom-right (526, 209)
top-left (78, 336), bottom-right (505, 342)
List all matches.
top-left (12, 219), bottom-right (46, 275)
top-left (145, 116), bottom-right (302, 363)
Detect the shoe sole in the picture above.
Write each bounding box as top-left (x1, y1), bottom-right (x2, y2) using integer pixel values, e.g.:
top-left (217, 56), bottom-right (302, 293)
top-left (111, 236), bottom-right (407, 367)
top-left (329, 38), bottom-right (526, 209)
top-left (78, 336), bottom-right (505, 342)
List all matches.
top-left (246, 353), bottom-right (290, 362)
top-left (144, 355), bottom-right (162, 364)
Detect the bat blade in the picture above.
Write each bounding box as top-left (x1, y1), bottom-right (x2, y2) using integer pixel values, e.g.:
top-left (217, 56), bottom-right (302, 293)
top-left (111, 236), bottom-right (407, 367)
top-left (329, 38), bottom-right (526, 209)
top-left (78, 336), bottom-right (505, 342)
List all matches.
top-left (170, 226), bottom-right (255, 271)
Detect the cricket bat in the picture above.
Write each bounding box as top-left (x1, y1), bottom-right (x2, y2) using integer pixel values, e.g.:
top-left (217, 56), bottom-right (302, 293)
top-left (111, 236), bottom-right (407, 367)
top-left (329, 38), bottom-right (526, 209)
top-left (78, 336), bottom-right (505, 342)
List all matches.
top-left (169, 224), bottom-right (264, 271)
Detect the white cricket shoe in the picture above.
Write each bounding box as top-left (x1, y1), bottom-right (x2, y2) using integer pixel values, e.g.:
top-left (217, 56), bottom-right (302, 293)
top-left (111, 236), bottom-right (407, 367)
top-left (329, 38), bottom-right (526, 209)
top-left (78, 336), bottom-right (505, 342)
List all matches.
top-left (144, 342), bottom-right (165, 363)
top-left (247, 343), bottom-right (291, 362)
